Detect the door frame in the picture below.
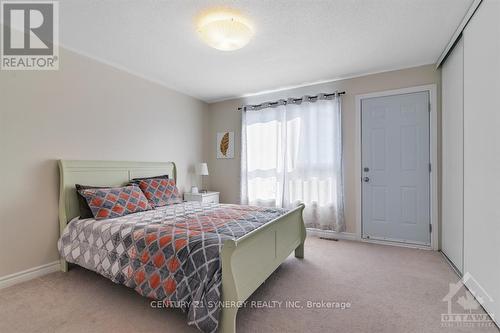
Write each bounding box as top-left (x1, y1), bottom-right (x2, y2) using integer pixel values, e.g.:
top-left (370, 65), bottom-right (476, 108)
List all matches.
top-left (355, 84), bottom-right (438, 250)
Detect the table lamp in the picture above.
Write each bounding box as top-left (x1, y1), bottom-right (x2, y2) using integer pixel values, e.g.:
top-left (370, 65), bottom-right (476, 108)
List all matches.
top-left (196, 162), bottom-right (209, 193)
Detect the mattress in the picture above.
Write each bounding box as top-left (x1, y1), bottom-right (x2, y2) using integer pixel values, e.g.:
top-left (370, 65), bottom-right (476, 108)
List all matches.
top-left (58, 201), bottom-right (289, 333)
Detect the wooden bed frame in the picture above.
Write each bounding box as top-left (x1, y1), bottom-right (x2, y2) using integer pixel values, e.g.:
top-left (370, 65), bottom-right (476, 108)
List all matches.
top-left (58, 160), bottom-right (306, 333)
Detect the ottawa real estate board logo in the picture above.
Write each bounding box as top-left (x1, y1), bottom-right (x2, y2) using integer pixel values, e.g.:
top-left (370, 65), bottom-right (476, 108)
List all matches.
top-left (1, 1), bottom-right (59, 70)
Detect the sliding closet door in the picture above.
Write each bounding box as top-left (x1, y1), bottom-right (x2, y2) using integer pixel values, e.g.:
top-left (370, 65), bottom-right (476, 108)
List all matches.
top-left (463, 0), bottom-right (500, 323)
top-left (441, 37), bottom-right (463, 273)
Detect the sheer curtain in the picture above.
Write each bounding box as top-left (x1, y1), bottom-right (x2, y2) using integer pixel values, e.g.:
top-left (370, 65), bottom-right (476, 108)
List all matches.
top-left (240, 95), bottom-right (345, 231)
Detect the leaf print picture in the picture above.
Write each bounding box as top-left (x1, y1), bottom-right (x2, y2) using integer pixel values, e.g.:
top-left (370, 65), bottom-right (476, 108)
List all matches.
top-left (220, 132), bottom-right (229, 156)
top-left (217, 131), bottom-right (234, 159)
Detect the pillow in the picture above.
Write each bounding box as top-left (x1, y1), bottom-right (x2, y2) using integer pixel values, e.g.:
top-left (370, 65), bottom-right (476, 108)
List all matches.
top-left (137, 178), bottom-right (182, 207)
top-left (78, 185), bottom-right (152, 220)
top-left (75, 184), bottom-right (111, 219)
top-left (131, 174), bottom-right (169, 182)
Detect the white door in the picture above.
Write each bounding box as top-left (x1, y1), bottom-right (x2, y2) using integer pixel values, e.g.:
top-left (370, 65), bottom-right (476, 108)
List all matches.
top-left (442, 37), bottom-right (464, 273)
top-left (361, 92), bottom-right (430, 245)
top-left (463, 0), bottom-right (500, 321)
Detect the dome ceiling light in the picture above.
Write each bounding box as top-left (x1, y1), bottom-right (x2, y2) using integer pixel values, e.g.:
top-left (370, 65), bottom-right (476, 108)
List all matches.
top-left (196, 9), bottom-right (254, 51)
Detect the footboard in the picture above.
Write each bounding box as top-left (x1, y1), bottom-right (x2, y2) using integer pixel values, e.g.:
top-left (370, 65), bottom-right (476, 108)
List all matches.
top-left (219, 204), bottom-right (306, 333)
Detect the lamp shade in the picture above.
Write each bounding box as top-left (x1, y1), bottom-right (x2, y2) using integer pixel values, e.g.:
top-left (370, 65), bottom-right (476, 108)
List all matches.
top-left (196, 163), bottom-right (209, 176)
top-left (196, 9), bottom-right (254, 51)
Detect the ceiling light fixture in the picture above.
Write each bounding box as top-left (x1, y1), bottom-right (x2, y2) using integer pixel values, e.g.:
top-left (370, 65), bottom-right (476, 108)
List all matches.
top-left (196, 9), bottom-right (254, 51)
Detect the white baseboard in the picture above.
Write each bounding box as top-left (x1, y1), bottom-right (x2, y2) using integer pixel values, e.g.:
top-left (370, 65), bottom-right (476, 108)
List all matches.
top-left (307, 228), bottom-right (357, 241)
top-left (307, 228), bottom-right (435, 251)
top-left (360, 238), bottom-right (433, 250)
top-left (0, 261), bottom-right (60, 290)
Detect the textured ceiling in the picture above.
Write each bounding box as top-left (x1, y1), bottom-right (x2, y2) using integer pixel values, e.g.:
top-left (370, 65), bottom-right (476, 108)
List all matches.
top-left (60, 0), bottom-right (473, 102)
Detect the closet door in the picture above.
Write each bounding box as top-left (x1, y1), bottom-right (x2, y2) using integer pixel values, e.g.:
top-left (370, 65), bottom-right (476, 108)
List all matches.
top-left (463, 0), bottom-right (500, 323)
top-left (441, 37), bottom-right (463, 273)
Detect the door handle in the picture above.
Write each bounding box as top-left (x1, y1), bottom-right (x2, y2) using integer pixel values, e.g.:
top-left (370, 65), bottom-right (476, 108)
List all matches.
top-left (363, 177), bottom-right (370, 182)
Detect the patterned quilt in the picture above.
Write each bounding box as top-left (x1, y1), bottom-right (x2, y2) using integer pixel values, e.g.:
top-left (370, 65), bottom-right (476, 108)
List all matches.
top-left (58, 202), bottom-right (289, 333)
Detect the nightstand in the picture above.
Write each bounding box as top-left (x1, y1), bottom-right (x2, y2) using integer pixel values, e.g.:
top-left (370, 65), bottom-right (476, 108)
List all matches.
top-left (184, 191), bottom-right (220, 204)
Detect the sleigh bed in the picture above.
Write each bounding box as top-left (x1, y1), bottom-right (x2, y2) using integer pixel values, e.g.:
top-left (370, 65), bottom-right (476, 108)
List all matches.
top-left (57, 160), bottom-right (306, 333)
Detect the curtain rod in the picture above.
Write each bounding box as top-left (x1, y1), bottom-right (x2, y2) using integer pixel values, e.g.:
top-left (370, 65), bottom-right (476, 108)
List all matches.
top-left (238, 91), bottom-right (346, 111)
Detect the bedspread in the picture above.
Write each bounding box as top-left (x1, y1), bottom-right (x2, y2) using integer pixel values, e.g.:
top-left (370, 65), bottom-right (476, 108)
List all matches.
top-left (58, 201), bottom-right (289, 333)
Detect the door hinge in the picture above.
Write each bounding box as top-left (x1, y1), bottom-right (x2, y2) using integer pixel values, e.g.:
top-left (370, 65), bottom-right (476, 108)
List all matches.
top-left (429, 224), bottom-right (432, 233)
top-left (429, 163), bottom-right (432, 172)
top-left (428, 102), bottom-right (431, 112)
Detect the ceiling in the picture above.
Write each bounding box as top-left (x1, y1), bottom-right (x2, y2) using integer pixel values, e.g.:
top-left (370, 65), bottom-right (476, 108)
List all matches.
top-left (60, 0), bottom-right (473, 102)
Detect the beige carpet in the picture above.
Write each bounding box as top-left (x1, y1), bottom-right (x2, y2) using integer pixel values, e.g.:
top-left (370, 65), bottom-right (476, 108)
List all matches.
top-left (0, 237), bottom-right (497, 333)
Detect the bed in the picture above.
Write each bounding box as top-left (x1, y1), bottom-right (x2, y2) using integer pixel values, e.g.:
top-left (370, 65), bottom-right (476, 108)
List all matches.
top-left (57, 160), bottom-right (306, 333)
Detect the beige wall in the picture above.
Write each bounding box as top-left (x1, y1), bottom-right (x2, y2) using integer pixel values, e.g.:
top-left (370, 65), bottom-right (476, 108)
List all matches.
top-left (0, 48), bottom-right (208, 277)
top-left (205, 65), bottom-right (441, 234)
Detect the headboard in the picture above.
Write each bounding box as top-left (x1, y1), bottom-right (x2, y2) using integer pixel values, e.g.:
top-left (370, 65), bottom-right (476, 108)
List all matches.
top-left (58, 160), bottom-right (176, 234)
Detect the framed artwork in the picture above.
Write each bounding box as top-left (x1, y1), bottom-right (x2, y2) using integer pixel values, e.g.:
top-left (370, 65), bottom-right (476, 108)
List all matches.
top-left (217, 131), bottom-right (234, 159)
